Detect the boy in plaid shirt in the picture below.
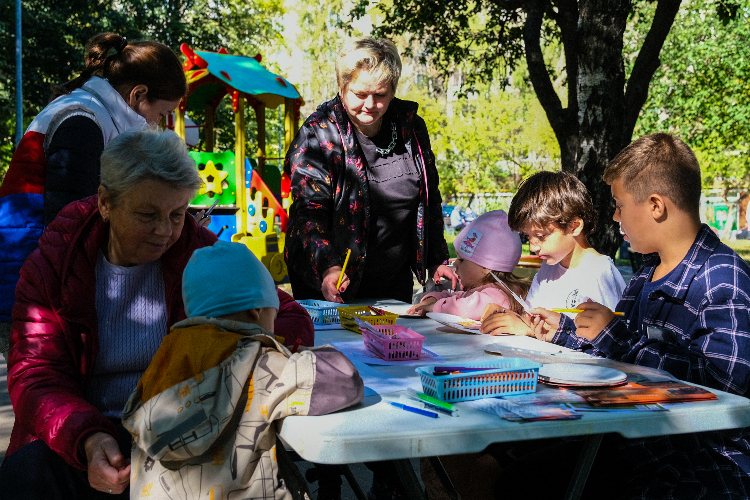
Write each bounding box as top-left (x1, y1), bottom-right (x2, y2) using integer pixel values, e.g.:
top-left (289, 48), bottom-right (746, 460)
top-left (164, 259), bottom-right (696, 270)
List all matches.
top-left (528, 133), bottom-right (750, 498)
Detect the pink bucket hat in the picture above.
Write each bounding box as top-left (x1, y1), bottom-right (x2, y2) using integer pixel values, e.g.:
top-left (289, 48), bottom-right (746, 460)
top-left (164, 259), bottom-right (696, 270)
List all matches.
top-left (453, 210), bottom-right (522, 272)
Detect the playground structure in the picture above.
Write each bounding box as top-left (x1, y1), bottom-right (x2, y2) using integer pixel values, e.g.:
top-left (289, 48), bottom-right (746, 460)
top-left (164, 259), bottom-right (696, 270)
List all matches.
top-left (172, 44), bottom-right (303, 282)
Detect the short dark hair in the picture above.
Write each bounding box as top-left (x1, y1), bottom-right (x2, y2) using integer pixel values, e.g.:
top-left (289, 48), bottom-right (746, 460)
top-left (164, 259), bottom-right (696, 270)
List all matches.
top-left (508, 171), bottom-right (596, 237)
top-left (603, 133), bottom-right (701, 217)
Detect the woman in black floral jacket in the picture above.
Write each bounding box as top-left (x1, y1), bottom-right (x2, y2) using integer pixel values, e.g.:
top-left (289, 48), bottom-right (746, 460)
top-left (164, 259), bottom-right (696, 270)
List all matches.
top-left (284, 37), bottom-right (456, 304)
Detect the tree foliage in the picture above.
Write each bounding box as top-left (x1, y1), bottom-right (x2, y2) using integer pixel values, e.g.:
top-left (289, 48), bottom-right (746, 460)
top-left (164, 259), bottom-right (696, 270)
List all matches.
top-left (405, 77), bottom-right (559, 201)
top-left (350, 0), bottom-right (684, 257)
top-left (0, 0), bottom-right (284, 179)
top-left (272, 0), bottom-right (560, 203)
top-left (636, 0), bottom-right (750, 196)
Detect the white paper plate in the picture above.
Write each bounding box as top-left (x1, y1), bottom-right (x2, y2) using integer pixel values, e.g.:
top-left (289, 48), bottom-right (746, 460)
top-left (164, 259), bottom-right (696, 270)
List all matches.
top-left (538, 363), bottom-right (627, 387)
top-left (426, 312), bottom-right (482, 334)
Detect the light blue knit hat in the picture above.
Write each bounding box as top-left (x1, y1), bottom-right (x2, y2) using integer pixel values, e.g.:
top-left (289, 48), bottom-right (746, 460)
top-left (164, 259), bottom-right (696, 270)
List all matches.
top-left (183, 241), bottom-right (279, 318)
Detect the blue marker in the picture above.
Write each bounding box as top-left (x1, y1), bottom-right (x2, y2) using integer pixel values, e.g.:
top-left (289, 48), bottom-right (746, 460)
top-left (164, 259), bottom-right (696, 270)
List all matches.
top-left (390, 401), bottom-right (439, 418)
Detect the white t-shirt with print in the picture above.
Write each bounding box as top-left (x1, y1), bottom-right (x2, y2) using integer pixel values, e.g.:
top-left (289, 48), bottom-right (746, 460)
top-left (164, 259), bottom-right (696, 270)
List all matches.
top-left (526, 250), bottom-right (626, 317)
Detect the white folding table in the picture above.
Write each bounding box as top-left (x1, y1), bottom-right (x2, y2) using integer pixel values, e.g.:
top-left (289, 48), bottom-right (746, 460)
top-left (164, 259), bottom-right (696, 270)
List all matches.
top-left (278, 300), bottom-right (750, 499)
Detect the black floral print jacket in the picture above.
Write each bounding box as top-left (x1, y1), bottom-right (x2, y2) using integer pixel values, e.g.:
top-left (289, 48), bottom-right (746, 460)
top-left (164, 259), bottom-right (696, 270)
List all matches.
top-left (284, 95), bottom-right (449, 297)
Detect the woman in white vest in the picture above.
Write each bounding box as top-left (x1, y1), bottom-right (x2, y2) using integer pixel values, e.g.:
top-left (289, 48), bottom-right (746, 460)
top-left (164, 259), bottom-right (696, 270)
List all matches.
top-left (0, 32), bottom-right (189, 354)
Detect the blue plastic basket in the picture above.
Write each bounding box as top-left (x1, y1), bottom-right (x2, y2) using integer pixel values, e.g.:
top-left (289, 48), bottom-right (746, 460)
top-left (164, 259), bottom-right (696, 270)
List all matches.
top-left (416, 359), bottom-right (541, 403)
top-left (296, 299), bottom-right (341, 326)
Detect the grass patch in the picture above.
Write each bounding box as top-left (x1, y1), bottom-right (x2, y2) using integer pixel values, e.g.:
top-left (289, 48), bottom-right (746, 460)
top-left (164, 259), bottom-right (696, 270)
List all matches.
top-left (725, 239), bottom-right (750, 264)
top-left (445, 230), bottom-right (457, 258)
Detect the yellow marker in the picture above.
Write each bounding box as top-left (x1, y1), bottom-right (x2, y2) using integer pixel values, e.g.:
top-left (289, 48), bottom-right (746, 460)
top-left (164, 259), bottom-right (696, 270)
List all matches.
top-left (552, 308), bottom-right (624, 316)
top-left (336, 249), bottom-right (352, 290)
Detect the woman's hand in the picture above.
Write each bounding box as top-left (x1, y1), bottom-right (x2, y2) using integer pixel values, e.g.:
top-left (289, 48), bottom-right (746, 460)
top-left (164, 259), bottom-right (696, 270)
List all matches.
top-left (322, 266), bottom-right (349, 303)
top-left (432, 264), bottom-right (459, 291)
top-left (194, 209), bottom-right (211, 228)
top-left (406, 297), bottom-right (438, 316)
top-left (480, 304), bottom-right (533, 336)
top-left (84, 432), bottom-right (131, 494)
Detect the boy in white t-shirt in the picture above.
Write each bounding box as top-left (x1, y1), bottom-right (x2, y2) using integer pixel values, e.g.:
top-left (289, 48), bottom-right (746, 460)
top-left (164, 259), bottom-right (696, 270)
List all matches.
top-left (481, 171), bottom-right (625, 338)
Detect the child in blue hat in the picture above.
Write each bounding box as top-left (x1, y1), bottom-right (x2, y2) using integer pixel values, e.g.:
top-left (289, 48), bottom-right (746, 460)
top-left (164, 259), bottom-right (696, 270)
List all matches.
top-left (122, 241), bottom-right (363, 500)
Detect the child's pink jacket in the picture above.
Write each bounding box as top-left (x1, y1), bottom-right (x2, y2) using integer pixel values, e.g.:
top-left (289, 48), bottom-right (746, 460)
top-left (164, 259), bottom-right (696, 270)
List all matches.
top-left (423, 284), bottom-right (513, 321)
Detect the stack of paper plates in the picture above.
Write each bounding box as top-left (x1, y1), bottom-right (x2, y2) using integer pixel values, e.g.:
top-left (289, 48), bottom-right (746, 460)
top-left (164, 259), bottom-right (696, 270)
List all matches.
top-left (538, 363), bottom-right (627, 387)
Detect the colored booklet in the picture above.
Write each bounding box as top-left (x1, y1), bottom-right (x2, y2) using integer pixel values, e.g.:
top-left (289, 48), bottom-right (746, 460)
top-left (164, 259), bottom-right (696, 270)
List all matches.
top-left (574, 380), bottom-right (716, 406)
top-left (561, 402), bottom-right (669, 412)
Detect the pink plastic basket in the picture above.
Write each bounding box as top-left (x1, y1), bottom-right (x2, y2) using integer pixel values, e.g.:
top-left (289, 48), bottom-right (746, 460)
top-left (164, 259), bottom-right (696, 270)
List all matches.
top-left (363, 325), bottom-right (426, 361)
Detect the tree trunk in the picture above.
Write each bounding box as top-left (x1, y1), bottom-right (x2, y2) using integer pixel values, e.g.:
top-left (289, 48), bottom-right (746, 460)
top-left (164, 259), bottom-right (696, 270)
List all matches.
top-left (574, 0), bottom-right (631, 258)
top-left (524, 0), bottom-right (682, 259)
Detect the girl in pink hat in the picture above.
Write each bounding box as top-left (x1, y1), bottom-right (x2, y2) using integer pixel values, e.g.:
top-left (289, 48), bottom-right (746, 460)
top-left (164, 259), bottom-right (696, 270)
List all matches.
top-left (407, 210), bottom-right (529, 320)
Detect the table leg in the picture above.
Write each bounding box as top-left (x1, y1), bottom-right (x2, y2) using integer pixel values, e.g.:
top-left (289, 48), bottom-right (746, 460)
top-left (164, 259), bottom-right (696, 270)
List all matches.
top-left (341, 464), bottom-right (369, 500)
top-left (392, 459), bottom-right (428, 500)
top-left (427, 457), bottom-right (462, 500)
top-left (275, 440), bottom-right (312, 500)
top-left (563, 434), bottom-right (603, 500)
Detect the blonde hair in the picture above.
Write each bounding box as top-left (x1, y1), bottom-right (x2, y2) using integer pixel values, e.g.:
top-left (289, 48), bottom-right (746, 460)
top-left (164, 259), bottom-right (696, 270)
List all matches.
top-left (335, 37), bottom-right (402, 93)
top-left (474, 271), bottom-right (532, 316)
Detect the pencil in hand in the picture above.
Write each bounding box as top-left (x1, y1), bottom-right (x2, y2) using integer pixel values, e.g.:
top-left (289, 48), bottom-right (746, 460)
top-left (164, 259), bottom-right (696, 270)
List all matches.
top-left (552, 308), bottom-right (625, 316)
top-left (336, 249), bottom-right (352, 290)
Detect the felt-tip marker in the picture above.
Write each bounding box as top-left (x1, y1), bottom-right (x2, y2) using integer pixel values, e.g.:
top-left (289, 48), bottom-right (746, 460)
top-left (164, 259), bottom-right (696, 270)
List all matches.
top-left (434, 366), bottom-right (490, 373)
top-left (201, 199), bottom-right (219, 219)
top-left (390, 401), bottom-right (439, 418)
top-left (407, 388), bottom-right (459, 413)
top-left (400, 394), bottom-right (459, 417)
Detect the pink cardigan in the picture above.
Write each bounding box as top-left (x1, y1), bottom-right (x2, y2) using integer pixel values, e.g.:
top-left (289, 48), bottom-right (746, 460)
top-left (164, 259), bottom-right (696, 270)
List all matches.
top-left (423, 283), bottom-right (512, 321)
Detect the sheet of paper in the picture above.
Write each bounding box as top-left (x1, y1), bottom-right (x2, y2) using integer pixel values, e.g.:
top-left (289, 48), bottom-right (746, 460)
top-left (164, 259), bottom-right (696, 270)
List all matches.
top-left (332, 340), bottom-right (446, 366)
top-left (485, 336), bottom-right (594, 358)
top-left (463, 398), bottom-right (523, 421)
top-left (352, 362), bottom-right (423, 397)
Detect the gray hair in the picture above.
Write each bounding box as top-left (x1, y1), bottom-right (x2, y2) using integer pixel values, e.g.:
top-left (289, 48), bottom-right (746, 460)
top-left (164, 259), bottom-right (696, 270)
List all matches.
top-left (336, 37), bottom-right (402, 93)
top-left (100, 128), bottom-right (203, 205)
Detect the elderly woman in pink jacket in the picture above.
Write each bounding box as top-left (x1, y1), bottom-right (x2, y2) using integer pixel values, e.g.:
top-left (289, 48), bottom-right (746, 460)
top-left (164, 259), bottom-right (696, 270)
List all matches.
top-left (408, 210), bottom-right (529, 321)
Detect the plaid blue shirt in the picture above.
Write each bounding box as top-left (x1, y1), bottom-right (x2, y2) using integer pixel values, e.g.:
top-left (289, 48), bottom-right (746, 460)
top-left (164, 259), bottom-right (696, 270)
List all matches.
top-left (553, 225), bottom-right (750, 497)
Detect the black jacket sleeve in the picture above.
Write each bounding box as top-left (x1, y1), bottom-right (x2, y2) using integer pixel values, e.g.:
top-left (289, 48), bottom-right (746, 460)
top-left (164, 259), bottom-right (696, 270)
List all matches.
top-left (44, 115), bottom-right (105, 225)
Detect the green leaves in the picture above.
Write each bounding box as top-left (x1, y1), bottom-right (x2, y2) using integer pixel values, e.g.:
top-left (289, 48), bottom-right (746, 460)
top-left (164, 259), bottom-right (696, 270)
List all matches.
top-left (404, 79), bottom-right (559, 200)
top-left (636, 0), bottom-right (750, 193)
top-left (0, 0), bottom-right (285, 177)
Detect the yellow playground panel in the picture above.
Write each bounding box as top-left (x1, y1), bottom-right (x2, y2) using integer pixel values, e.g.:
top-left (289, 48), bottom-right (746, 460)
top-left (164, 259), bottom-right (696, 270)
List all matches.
top-left (172, 44), bottom-right (303, 282)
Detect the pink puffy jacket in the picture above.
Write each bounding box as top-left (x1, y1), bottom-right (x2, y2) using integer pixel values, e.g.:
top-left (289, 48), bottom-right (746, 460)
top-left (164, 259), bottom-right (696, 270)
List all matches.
top-left (423, 283), bottom-right (512, 321)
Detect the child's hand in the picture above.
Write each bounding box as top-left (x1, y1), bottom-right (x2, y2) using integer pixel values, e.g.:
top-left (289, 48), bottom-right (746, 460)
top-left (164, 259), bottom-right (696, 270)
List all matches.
top-left (573, 299), bottom-right (614, 340)
top-left (480, 304), bottom-right (533, 336)
top-left (528, 308), bottom-right (561, 342)
top-left (406, 297), bottom-right (438, 316)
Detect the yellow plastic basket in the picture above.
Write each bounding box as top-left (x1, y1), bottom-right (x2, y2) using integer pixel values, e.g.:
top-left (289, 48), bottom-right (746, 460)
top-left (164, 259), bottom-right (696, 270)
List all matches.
top-left (337, 306), bottom-right (398, 334)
